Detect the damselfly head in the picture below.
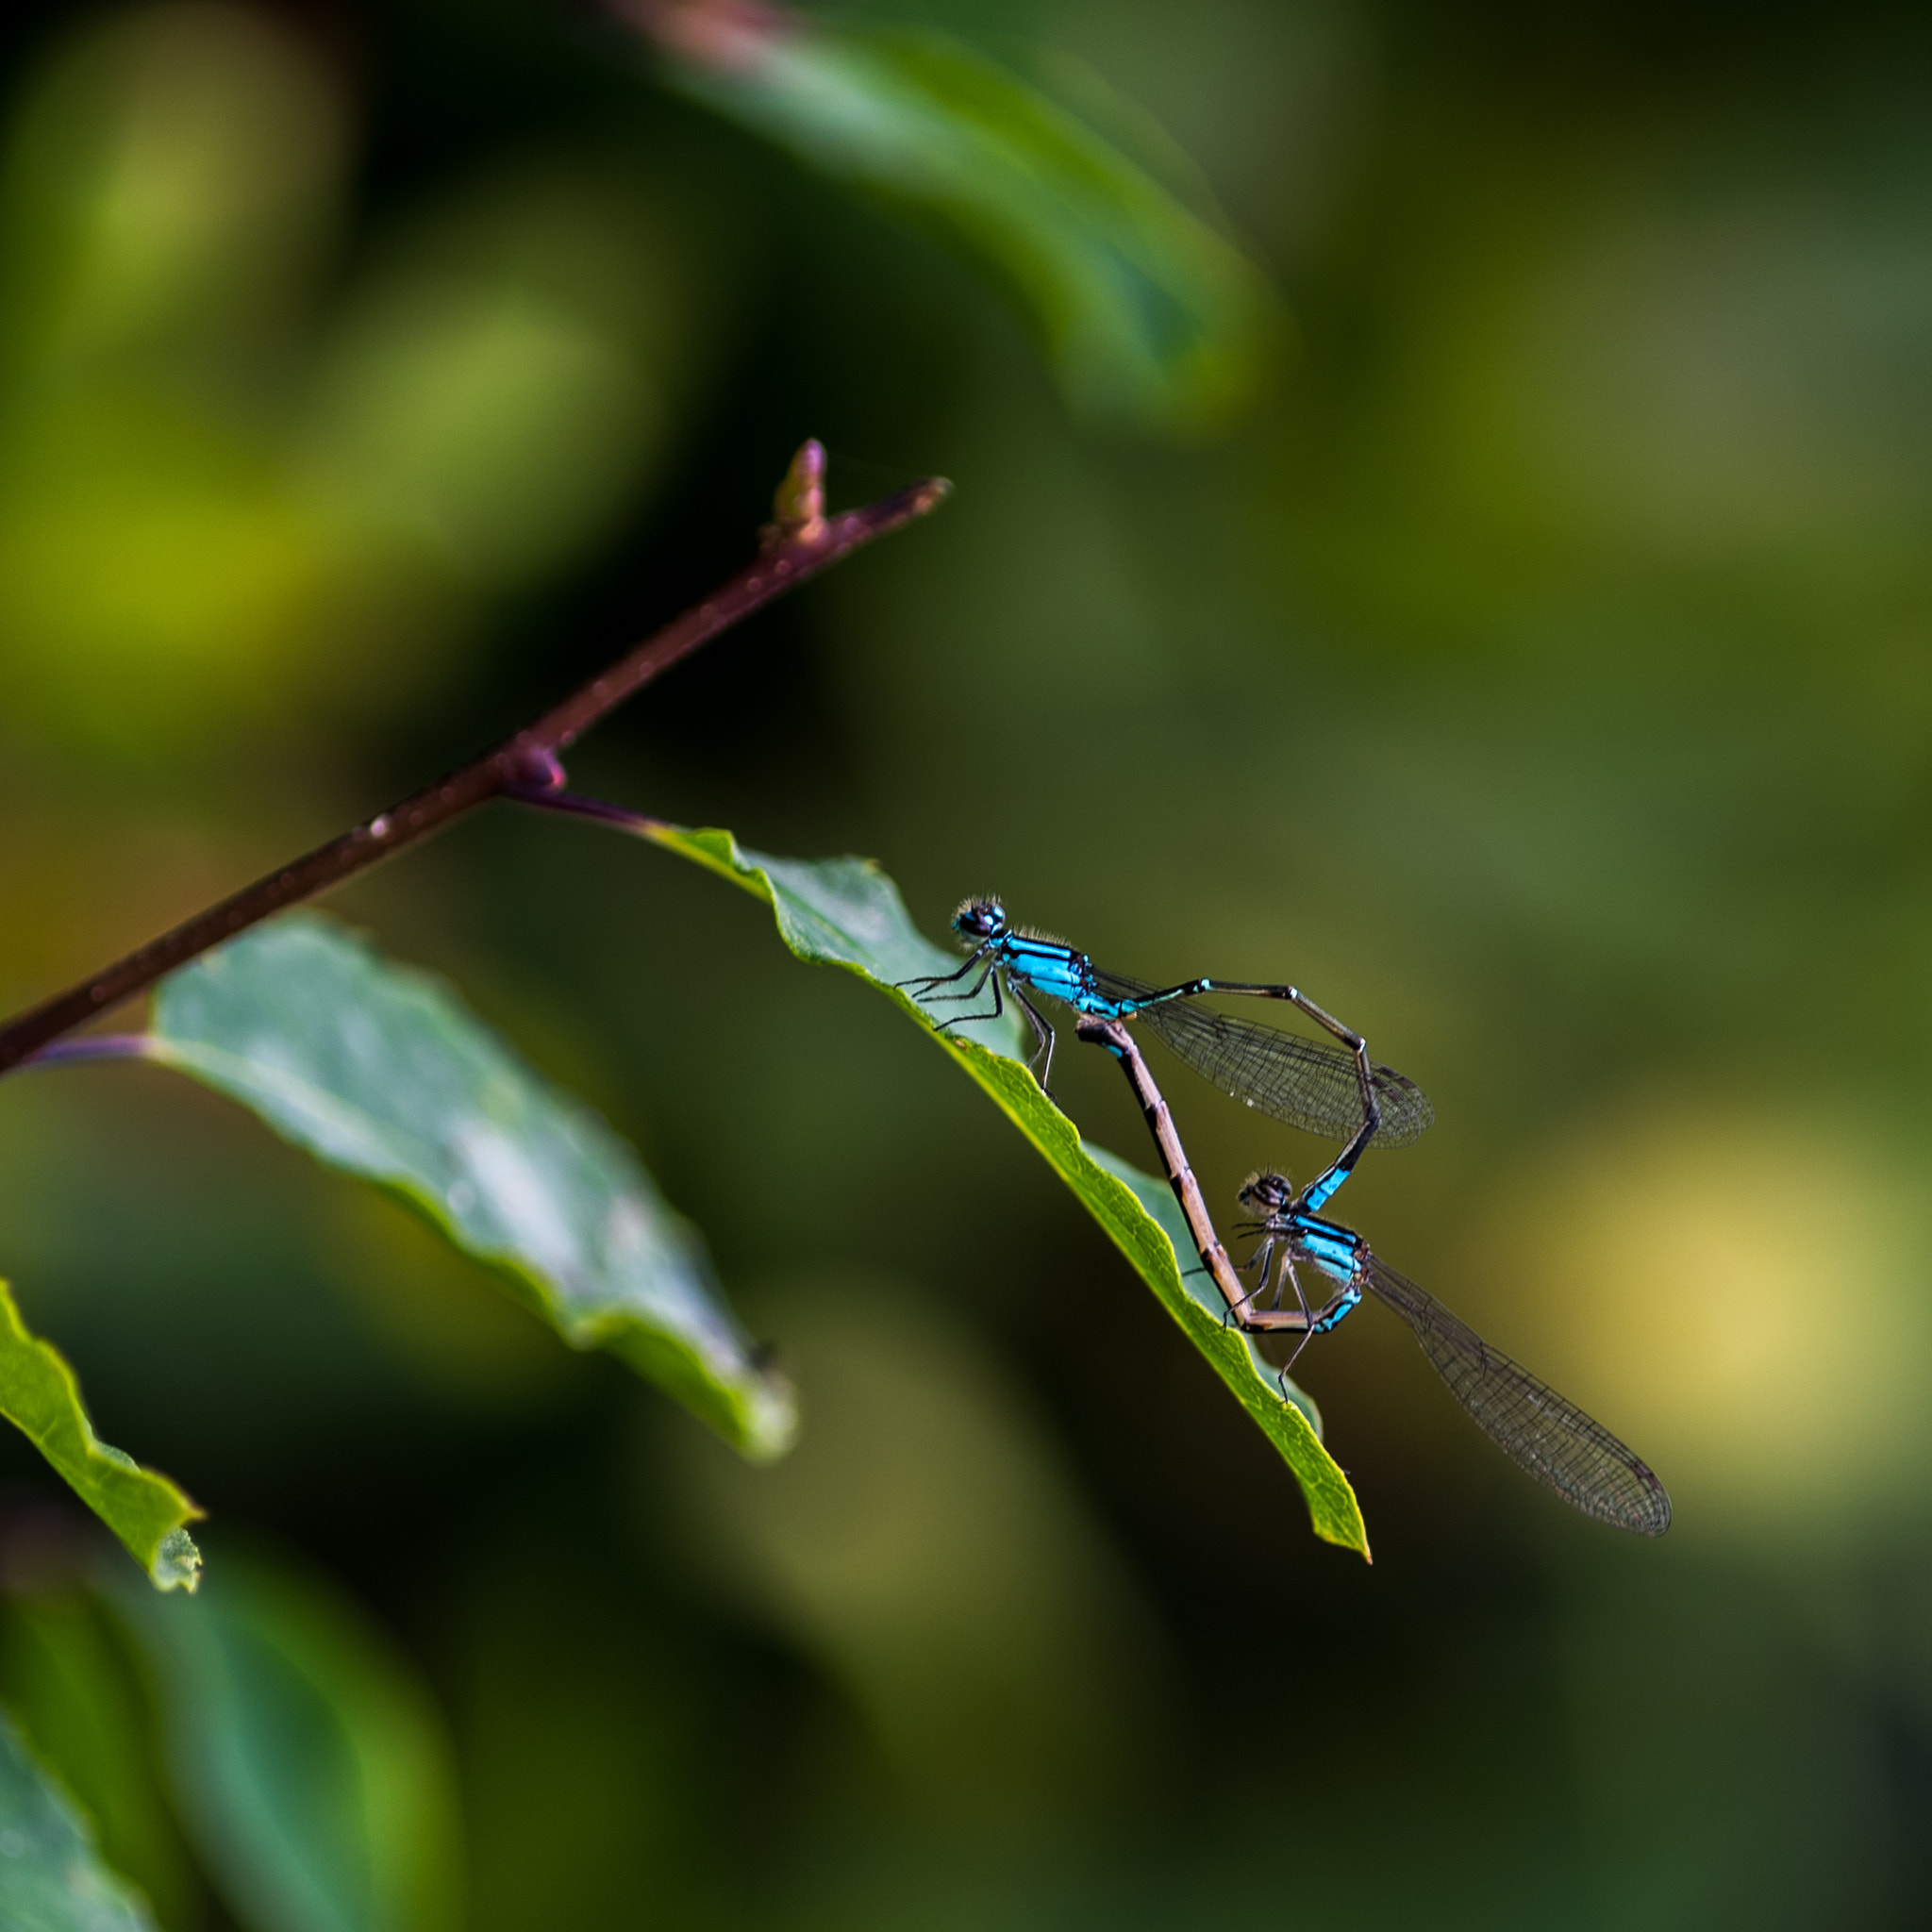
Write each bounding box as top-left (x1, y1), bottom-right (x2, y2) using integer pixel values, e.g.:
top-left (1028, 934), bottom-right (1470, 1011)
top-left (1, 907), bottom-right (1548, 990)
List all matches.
top-left (954, 896), bottom-right (1007, 940)
top-left (1238, 1169), bottom-right (1292, 1214)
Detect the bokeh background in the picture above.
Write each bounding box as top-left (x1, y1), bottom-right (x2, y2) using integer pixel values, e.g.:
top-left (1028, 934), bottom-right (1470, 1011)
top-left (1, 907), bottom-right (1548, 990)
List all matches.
top-left (3, 0), bottom-right (1932, 1925)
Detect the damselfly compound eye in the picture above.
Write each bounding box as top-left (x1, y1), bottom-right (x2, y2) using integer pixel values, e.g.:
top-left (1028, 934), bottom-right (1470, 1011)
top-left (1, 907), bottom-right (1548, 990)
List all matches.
top-left (953, 897), bottom-right (1005, 938)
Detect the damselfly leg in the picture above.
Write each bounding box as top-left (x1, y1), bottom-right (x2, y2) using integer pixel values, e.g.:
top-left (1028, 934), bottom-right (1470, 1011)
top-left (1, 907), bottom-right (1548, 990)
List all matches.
top-left (1277, 1256), bottom-right (1322, 1373)
top-left (921, 961), bottom-right (999, 1012)
top-left (1226, 1230), bottom-right (1274, 1326)
top-left (894, 940), bottom-right (994, 997)
top-left (927, 964), bottom-right (1005, 1038)
top-left (1010, 982), bottom-right (1056, 1087)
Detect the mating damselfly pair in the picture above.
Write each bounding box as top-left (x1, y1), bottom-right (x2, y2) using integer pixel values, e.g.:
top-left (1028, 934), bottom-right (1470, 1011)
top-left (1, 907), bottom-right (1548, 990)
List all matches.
top-left (904, 899), bottom-right (1671, 1539)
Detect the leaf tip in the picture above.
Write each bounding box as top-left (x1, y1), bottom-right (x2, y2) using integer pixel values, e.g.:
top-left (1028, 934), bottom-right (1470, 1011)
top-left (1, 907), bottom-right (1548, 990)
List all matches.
top-left (740, 1367), bottom-right (799, 1463)
top-left (149, 1525), bottom-right (204, 1593)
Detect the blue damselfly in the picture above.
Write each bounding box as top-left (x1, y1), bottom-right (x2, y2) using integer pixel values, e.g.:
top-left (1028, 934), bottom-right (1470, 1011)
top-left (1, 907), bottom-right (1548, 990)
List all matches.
top-left (1078, 1013), bottom-right (1669, 1538)
top-left (902, 898), bottom-right (1432, 1147)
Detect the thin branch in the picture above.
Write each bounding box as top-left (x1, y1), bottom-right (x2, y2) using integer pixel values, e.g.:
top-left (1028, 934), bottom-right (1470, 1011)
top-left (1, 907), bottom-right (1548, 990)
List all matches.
top-left (499, 787), bottom-right (673, 835)
top-left (9, 1036), bottom-right (153, 1070)
top-left (0, 441), bottom-right (948, 1077)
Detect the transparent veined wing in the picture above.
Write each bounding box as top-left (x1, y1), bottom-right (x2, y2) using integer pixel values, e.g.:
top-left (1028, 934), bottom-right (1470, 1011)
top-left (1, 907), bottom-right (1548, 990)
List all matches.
top-left (1357, 1252), bottom-right (1670, 1535)
top-left (1094, 970), bottom-right (1435, 1146)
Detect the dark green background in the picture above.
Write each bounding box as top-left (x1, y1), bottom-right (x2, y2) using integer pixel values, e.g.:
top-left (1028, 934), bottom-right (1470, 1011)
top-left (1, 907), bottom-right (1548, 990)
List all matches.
top-left (3, 0), bottom-right (1930, 1924)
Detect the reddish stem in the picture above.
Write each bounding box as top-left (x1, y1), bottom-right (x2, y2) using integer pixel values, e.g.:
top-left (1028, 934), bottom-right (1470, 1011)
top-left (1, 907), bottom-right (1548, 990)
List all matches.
top-left (0, 444), bottom-right (947, 1077)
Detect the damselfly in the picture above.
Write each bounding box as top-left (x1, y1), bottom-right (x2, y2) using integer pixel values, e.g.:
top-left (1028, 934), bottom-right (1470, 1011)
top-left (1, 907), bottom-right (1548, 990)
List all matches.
top-left (1076, 1013), bottom-right (1670, 1538)
top-left (901, 898), bottom-right (1433, 1147)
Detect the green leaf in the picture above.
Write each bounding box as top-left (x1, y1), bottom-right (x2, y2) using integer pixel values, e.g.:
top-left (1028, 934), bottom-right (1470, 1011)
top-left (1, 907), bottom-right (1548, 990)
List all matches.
top-left (135, 916), bottom-right (793, 1461)
top-left (0, 1593), bottom-right (201, 1931)
top-left (103, 1549), bottom-right (461, 1932)
top-left (655, 15), bottom-right (1282, 435)
top-left (0, 1707), bottom-right (157, 1932)
top-left (0, 1282), bottom-right (203, 1592)
top-left (630, 822), bottom-right (1368, 1555)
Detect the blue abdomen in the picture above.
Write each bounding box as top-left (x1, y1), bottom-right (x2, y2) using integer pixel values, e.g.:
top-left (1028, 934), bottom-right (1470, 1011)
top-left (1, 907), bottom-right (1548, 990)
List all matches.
top-left (1312, 1286), bottom-right (1363, 1333)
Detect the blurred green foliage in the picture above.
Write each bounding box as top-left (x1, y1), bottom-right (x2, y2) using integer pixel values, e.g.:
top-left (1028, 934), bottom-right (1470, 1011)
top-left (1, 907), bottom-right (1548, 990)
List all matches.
top-left (4, 1548), bottom-right (460, 1932)
top-left (653, 7), bottom-right (1282, 432)
top-left (0, 1705), bottom-right (155, 1930)
top-left (3, 0), bottom-right (1932, 1926)
top-left (107, 1550), bottom-right (462, 1932)
top-left (0, 2), bottom-right (684, 758)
